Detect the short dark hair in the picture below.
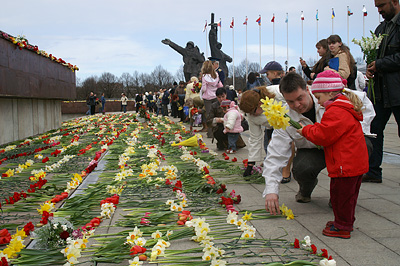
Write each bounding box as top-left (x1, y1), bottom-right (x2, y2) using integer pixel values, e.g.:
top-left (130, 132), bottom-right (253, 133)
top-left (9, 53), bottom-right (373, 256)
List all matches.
top-left (279, 72), bottom-right (307, 94)
top-left (216, 87), bottom-right (227, 96)
top-left (247, 72), bottom-right (257, 84)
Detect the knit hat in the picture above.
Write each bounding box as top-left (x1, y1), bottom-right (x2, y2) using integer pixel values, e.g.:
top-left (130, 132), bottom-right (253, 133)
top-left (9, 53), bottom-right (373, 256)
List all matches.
top-left (311, 70), bottom-right (346, 93)
top-left (220, 100), bottom-right (231, 107)
top-left (259, 61), bottom-right (283, 74)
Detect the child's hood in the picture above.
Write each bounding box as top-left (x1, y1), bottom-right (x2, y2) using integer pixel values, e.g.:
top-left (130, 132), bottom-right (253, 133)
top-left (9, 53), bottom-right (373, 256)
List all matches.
top-left (326, 95), bottom-right (363, 121)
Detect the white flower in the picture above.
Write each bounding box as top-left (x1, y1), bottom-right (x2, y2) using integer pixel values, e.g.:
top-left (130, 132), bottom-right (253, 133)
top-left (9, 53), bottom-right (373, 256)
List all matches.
top-left (302, 235), bottom-right (311, 247)
top-left (62, 224), bottom-right (68, 231)
top-left (319, 258), bottom-right (336, 266)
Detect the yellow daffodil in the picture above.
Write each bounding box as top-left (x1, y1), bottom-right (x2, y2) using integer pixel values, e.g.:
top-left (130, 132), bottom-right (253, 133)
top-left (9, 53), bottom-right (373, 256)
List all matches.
top-left (242, 211), bottom-right (253, 221)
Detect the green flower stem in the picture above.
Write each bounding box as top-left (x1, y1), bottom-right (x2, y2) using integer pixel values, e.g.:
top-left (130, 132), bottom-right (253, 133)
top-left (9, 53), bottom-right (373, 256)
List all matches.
top-left (285, 114), bottom-right (302, 129)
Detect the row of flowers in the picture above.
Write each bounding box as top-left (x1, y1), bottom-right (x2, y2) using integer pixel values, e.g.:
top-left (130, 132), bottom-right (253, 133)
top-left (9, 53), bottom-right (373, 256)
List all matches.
top-left (0, 31), bottom-right (79, 72)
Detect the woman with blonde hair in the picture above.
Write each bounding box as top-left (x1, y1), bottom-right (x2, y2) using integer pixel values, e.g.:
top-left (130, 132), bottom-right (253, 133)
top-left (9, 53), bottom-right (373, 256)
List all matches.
top-left (325, 35), bottom-right (357, 90)
top-left (200, 60), bottom-right (223, 138)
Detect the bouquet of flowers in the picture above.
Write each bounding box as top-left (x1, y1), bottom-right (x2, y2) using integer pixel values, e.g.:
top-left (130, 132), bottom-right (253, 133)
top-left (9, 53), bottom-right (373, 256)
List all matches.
top-left (352, 31), bottom-right (386, 102)
top-left (192, 82), bottom-right (202, 93)
top-left (138, 106), bottom-right (150, 121)
top-left (31, 217), bottom-right (75, 249)
top-left (260, 96), bottom-right (301, 130)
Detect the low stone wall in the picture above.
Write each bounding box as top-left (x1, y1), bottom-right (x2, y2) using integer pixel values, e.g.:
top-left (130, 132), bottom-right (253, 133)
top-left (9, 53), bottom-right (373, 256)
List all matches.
top-left (62, 100), bottom-right (136, 114)
top-left (0, 98), bottom-right (61, 145)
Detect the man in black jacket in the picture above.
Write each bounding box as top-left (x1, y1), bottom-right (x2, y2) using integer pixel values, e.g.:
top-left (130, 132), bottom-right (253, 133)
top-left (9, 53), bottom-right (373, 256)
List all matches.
top-left (364, 0), bottom-right (400, 183)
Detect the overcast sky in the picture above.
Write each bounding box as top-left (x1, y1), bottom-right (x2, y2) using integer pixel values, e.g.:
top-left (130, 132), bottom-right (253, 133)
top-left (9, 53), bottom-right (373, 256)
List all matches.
top-left (2, 0), bottom-right (380, 81)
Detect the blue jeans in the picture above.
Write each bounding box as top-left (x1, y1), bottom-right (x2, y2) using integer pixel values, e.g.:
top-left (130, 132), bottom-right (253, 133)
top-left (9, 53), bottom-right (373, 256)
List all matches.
top-left (122, 105), bottom-right (127, 113)
top-left (367, 102), bottom-right (400, 179)
top-left (86, 105), bottom-right (91, 115)
top-left (227, 133), bottom-right (239, 151)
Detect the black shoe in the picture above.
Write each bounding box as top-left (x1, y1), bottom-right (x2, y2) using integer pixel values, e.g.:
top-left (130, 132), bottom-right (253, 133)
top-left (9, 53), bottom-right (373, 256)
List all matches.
top-left (243, 165), bottom-right (254, 177)
top-left (362, 174), bottom-right (382, 183)
top-left (281, 172), bottom-right (292, 184)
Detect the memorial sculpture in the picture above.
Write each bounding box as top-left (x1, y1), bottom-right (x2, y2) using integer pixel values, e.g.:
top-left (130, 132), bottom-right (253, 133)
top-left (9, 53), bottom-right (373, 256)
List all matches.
top-left (161, 39), bottom-right (205, 82)
top-left (209, 18), bottom-right (232, 79)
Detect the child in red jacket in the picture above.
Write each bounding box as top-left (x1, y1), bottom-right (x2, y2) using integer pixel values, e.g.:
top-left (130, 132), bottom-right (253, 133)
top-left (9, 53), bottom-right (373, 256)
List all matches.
top-left (297, 70), bottom-right (368, 239)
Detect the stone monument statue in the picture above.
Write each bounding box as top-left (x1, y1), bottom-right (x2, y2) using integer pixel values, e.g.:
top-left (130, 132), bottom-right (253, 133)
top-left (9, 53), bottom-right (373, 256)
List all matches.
top-left (161, 39), bottom-right (205, 82)
top-left (209, 13), bottom-right (232, 78)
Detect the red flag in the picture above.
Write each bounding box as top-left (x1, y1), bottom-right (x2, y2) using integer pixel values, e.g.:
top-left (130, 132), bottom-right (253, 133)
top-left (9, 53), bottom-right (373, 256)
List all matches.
top-left (243, 17), bottom-right (248, 25)
top-left (230, 18), bottom-right (234, 28)
top-left (256, 16), bottom-right (261, 25)
top-left (202, 20), bottom-right (207, 32)
top-left (301, 11), bottom-right (305, 20)
top-left (271, 15), bottom-right (275, 23)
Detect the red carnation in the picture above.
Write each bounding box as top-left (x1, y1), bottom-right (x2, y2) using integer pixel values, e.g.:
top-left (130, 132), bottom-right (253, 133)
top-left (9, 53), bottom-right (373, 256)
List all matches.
top-left (42, 157), bottom-right (49, 163)
top-left (232, 157), bottom-right (237, 162)
top-left (60, 231), bottom-right (70, 240)
top-left (23, 222), bottom-right (35, 236)
top-left (203, 167), bottom-right (209, 174)
top-left (0, 229), bottom-right (12, 244)
top-left (224, 156), bottom-right (229, 160)
top-left (233, 194), bottom-right (241, 204)
top-left (321, 248), bottom-right (328, 258)
top-left (294, 238), bottom-right (300, 248)
top-left (311, 244), bottom-right (317, 254)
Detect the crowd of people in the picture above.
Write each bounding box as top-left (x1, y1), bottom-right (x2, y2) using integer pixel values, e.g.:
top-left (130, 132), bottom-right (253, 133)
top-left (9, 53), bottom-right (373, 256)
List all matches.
top-left (83, 0), bottom-right (400, 240)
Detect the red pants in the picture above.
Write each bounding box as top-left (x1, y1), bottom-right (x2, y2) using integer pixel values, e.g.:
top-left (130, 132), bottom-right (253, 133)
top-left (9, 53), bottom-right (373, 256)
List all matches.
top-left (330, 175), bottom-right (363, 231)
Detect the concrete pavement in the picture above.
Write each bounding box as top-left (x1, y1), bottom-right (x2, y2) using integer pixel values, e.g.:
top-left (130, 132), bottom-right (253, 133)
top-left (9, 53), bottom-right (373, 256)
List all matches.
top-left (191, 115), bottom-right (400, 266)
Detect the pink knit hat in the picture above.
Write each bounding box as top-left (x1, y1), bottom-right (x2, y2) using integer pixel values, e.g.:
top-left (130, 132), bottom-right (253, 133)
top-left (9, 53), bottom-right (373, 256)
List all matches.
top-left (311, 70), bottom-right (347, 93)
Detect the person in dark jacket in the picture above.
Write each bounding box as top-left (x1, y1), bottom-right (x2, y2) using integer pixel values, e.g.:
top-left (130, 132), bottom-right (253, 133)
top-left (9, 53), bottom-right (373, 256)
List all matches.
top-left (364, 0), bottom-right (400, 183)
top-left (161, 88), bottom-right (170, 116)
top-left (135, 93), bottom-right (143, 113)
top-left (89, 92), bottom-right (96, 115)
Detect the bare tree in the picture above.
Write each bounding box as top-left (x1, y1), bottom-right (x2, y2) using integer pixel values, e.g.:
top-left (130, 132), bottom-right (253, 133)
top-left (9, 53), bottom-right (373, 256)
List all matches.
top-left (151, 65), bottom-right (175, 90)
top-left (175, 65), bottom-right (185, 83)
top-left (77, 76), bottom-right (98, 100)
top-left (98, 72), bottom-right (118, 98)
top-left (120, 72), bottom-right (134, 98)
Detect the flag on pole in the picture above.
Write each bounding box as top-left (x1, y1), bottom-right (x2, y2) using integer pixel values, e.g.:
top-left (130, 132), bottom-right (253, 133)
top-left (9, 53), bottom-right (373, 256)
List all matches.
top-left (332, 8), bottom-right (336, 19)
top-left (285, 13), bottom-right (288, 23)
top-left (316, 9), bottom-right (319, 21)
top-left (202, 20), bottom-right (207, 32)
top-left (230, 18), bottom-right (234, 28)
top-left (256, 16), bottom-right (261, 25)
top-left (363, 6), bottom-right (368, 16)
top-left (243, 16), bottom-right (248, 25)
top-left (271, 14), bottom-right (275, 23)
top-left (217, 20), bottom-right (221, 27)
top-left (348, 7), bottom-right (353, 16)
top-left (301, 11), bottom-right (304, 20)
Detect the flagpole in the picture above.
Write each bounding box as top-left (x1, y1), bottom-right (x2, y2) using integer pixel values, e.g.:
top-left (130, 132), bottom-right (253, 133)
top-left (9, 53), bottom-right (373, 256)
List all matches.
top-left (272, 13), bottom-right (275, 61)
top-left (286, 13), bottom-right (288, 70)
top-left (232, 17), bottom-right (235, 89)
top-left (245, 16), bottom-right (248, 81)
top-left (347, 6), bottom-right (350, 45)
top-left (316, 9), bottom-right (319, 42)
top-left (205, 20), bottom-right (208, 58)
top-left (332, 8), bottom-right (334, 34)
top-left (259, 15), bottom-right (261, 70)
top-left (301, 11), bottom-right (304, 60)
top-left (219, 18), bottom-right (222, 42)
top-left (363, 5), bottom-right (366, 37)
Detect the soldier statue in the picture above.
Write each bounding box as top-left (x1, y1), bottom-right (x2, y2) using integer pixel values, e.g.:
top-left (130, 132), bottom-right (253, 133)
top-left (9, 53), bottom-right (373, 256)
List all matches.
top-left (161, 39), bottom-right (205, 82)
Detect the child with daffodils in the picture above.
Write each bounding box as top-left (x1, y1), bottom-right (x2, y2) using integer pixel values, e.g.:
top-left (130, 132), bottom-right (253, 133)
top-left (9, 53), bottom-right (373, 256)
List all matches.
top-left (220, 100), bottom-right (243, 154)
top-left (297, 70), bottom-right (368, 239)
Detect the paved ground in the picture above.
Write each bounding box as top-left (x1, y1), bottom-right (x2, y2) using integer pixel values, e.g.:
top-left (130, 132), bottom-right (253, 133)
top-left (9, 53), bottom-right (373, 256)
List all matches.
top-left (61, 113), bottom-right (400, 265)
top-left (188, 115), bottom-right (400, 266)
